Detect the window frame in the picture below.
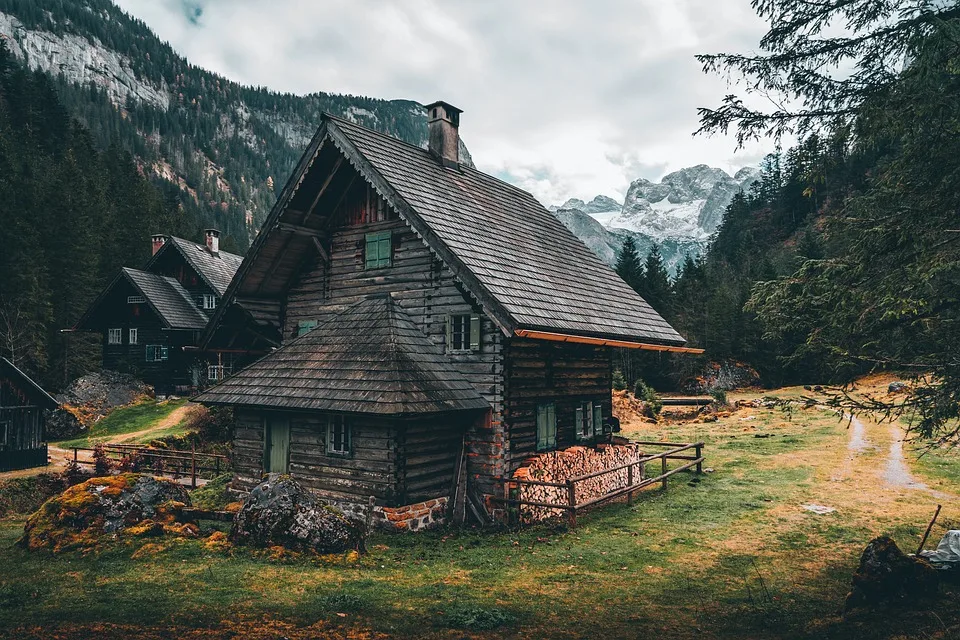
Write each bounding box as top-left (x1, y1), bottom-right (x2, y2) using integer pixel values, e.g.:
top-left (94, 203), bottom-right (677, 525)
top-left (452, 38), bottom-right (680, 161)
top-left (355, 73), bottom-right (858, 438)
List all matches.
top-left (128, 328), bottom-right (138, 345)
top-left (446, 314), bottom-right (481, 353)
top-left (126, 295), bottom-right (146, 304)
top-left (202, 294), bottom-right (217, 310)
top-left (297, 319), bottom-right (318, 337)
top-left (575, 401), bottom-right (603, 440)
top-left (535, 402), bottom-right (557, 452)
top-left (326, 415), bottom-right (352, 457)
top-left (207, 364), bottom-right (222, 381)
top-left (107, 328), bottom-right (122, 345)
top-left (364, 231), bottom-right (393, 269)
top-left (145, 344), bottom-right (169, 362)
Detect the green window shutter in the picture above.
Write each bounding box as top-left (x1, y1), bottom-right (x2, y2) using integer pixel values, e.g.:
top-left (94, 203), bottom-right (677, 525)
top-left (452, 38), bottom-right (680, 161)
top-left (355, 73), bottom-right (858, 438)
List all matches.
top-left (365, 231), bottom-right (392, 269)
top-left (469, 314), bottom-right (481, 350)
top-left (586, 402), bottom-right (594, 436)
top-left (547, 403), bottom-right (557, 448)
top-left (297, 319), bottom-right (317, 336)
top-left (536, 404), bottom-right (546, 450)
top-left (160, 346), bottom-right (169, 361)
top-left (445, 315), bottom-right (453, 352)
top-left (593, 404), bottom-right (603, 436)
top-left (575, 407), bottom-right (584, 439)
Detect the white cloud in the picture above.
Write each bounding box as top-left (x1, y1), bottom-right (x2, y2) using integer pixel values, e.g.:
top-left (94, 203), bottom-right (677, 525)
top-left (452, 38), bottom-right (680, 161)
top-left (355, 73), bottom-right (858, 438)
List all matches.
top-left (115, 0), bottom-right (775, 205)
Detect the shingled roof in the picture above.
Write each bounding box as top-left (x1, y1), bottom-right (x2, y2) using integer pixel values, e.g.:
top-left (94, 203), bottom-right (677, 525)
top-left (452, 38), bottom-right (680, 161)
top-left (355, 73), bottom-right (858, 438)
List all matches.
top-left (150, 236), bottom-right (243, 296)
top-left (195, 295), bottom-right (490, 415)
top-left (328, 117), bottom-right (684, 345)
top-left (0, 357), bottom-right (58, 409)
top-left (73, 268), bottom-right (209, 331)
top-left (206, 113), bottom-right (686, 348)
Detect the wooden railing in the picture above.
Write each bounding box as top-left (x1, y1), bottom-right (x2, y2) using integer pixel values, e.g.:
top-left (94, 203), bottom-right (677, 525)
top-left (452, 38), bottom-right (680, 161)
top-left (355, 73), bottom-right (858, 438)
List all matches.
top-left (70, 444), bottom-right (230, 488)
top-left (496, 441), bottom-right (704, 527)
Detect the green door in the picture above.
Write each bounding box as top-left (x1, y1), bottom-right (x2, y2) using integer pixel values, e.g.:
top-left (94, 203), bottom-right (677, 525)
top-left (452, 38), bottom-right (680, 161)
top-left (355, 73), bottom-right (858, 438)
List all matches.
top-left (265, 418), bottom-right (290, 473)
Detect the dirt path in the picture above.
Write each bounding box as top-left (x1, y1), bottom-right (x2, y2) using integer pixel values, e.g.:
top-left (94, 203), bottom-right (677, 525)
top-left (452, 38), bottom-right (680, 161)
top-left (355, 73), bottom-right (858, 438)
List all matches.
top-left (110, 404), bottom-right (199, 444)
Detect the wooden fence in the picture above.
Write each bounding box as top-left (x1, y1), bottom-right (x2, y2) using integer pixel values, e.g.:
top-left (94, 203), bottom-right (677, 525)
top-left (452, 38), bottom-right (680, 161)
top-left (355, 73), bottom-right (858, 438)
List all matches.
top-left (496, 441), bottom-right (704, 527)
top-left (70, 443), bottom-right (230, 489)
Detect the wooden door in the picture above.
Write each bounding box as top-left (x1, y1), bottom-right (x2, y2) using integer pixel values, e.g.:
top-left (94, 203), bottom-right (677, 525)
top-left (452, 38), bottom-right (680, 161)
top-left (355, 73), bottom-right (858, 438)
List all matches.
top-left (265, 417), bottom-right (290, 473)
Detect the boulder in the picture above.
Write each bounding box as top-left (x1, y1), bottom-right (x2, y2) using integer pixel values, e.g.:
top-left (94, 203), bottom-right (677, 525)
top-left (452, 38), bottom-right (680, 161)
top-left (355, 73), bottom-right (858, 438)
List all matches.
top-left (888, 381), bottom-right (908, 394)
top-left (56, 371), bottom-right (153, 426)
top-left (18, 474), bottom-right (195, 553)
top-left (683, 361), bottom-right (760, 393)
top-left (231, 474), bottom-right (364, 554)
top-left (44, 407), bottom-right (85, 440)
top-left (845, 536), bottom-right (939, 611)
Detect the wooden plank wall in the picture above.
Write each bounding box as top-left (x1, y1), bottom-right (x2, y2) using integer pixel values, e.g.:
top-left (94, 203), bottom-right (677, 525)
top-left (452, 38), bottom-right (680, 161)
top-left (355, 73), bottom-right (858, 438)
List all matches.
top-left (503, 339), bottom-right (612, 471)
top-left (397, 416), bottom-right (464, 504)
top-left (281, 207), bottom-right (505, 501)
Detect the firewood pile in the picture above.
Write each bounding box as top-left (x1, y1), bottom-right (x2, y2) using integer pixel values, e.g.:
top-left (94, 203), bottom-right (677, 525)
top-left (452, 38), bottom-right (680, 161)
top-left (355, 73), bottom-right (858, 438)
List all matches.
top-left (510, 443), bottom-right (645, 523)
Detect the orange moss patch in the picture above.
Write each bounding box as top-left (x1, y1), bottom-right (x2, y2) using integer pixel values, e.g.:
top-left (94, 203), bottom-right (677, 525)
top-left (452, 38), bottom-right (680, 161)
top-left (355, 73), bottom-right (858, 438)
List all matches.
top-left (204, 531), bottom-right (231, 552)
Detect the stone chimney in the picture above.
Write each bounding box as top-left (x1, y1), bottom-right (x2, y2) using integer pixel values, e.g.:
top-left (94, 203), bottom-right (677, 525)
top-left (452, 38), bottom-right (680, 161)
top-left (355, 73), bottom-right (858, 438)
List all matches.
top-left (426, 101), bottom-right (462, 169)
top-left (151, 234), bottom-right (166, 256)
top-left (205, 229), bottom-right (220, 255)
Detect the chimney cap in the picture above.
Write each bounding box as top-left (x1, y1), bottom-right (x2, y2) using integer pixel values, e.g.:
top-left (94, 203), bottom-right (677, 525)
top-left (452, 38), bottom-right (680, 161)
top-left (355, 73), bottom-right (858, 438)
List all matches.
top-left (425, 101), bottom-right (462, 122)
top-left (205, 228), bottom-right (221, 236)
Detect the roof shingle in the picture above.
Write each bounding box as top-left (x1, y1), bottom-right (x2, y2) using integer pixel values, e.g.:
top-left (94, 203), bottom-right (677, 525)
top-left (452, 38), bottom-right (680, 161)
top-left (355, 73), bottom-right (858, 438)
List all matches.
top-left (195, 295), bottom-right (491, 415)
top-left (122, 268), bottom-right (210, 330)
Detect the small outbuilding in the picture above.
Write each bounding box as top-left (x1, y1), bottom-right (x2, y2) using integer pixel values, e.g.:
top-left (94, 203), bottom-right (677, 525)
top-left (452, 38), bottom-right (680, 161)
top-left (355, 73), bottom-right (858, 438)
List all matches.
top-left (0, 357), bottom-right (58, 471)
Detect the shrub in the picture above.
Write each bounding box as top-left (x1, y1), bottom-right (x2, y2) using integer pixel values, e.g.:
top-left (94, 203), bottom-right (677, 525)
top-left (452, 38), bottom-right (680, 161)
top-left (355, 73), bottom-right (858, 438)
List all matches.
top-left (612, 369), bottom-right (627, 391)
top-left (117, 451), bottom-right (144, 473)
top-left (92, 443), bottom-right (112, 476)
top-left (710, 387), bottom-right (729, 408)
top-left (634, 379), bottom-right (663, 418)
top-left (61, 459), bottom-right (88, 487)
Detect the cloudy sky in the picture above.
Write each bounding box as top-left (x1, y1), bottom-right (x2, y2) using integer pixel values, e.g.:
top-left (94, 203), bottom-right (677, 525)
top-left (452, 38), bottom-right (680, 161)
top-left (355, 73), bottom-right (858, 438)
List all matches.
top-left (114, 0), bottom-right (774, 206)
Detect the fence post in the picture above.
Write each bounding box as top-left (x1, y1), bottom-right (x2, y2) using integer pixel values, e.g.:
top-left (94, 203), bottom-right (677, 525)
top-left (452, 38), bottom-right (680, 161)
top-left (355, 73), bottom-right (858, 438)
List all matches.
top-left (661, 455), bottom-right (668, 491)
top-left (191, 443), bottom-right (197, 489)
top-left (695, 444), bottom-right (703, 474)
top-left (566, 479), bottom-right (577, 528)
top-left (627, 463), bottom-right (634, 506)
top-left (73, 448), bottom-right (78, 463)
top-left (216, 456), bottom-right (221, 476)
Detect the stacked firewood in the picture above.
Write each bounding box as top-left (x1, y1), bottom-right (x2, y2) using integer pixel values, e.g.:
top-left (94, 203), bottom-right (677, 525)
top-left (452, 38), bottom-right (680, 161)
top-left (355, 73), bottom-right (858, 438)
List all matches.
top-left (510, 443), bottom-right (645, 523)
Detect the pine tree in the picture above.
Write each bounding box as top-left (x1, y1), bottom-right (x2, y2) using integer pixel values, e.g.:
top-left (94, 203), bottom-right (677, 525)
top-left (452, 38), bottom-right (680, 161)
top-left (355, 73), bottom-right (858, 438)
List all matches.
top-left (615, 236), bottom-right (643, 294)
top-left (640, 243), bottom-right (672, 315)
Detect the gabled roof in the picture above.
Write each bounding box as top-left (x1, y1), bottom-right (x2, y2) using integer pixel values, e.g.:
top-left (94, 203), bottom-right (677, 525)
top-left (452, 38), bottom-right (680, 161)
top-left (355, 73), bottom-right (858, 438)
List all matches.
top-left (73, 268), bottom-right (209, 331)
top-left (205, 113), bottom-right (686, 347)
top-left (148, 236), bottom-right (243, 297)
top-left (0, 358), bottom-right (58, 409)
top-left (194, 295), bottom-right (490, 415)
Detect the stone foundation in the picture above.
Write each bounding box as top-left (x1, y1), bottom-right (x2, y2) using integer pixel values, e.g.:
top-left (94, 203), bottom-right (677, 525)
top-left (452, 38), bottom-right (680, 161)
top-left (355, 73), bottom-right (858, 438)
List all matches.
top-left (509, 443), bottom-right (645, 523)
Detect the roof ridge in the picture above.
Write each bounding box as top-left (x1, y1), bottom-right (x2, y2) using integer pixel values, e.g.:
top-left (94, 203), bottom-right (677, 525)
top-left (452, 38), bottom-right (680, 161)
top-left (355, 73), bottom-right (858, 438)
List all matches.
top-left (167, 235), bottom-right (243, 261)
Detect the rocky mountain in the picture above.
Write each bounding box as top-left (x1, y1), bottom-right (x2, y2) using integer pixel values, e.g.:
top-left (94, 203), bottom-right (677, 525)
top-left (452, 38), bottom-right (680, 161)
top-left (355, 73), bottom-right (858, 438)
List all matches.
top-left (552, 165), bottom-right (760, 275)
top-left (0, 0), bottom-right (470, 247)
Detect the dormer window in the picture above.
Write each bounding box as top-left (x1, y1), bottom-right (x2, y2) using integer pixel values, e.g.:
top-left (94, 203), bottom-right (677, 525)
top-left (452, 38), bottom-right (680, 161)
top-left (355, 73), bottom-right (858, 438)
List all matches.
top-left (202, 294), bottom-right (217, 310)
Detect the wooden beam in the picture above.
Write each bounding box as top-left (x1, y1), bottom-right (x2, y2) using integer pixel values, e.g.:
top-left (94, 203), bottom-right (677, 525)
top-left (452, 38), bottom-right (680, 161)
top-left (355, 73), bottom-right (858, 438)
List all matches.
top-left (303, 156), bottom-right (343, 223)
top-left (312, 236), bottom-right (330, 266)
top-left (513, 329), bottom-right (704, 354)
top-left (276, 222), bottom-right (324, 237)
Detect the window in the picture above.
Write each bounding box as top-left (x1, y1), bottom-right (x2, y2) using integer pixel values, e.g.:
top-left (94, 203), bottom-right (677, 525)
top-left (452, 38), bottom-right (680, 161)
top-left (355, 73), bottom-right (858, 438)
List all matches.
top-left (327, 415), bottom-right (351, 456)
top-left (297, 319), bottom-right (318, 336)
top-left (207, 365), bottom-right (223, 381)
top-left (446, 314), bottom-right (481, 352)
top-left (145, 345), bottom-right (169, 362)
top-left (0, 421), bottom-right (8, 446)
top-left (127, 295), bottom-right (146, 304)
top-left (128, 328), bottom-right (138, 345)
top-left (201, 294), bottom-right (217, 310)
top-left (575, 401), bottom-right (603, 440)
top-left (536, 402), bottom-right (557, 451)
top-left (107, 328), bottom-right (122, 345)
top-left (364, 231), bottom-right (392, 269)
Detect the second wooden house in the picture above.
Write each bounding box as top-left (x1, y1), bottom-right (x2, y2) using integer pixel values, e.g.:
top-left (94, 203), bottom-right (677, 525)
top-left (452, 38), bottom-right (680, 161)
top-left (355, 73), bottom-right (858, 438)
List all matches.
top-left (196, 102), bottom-right (700, 530)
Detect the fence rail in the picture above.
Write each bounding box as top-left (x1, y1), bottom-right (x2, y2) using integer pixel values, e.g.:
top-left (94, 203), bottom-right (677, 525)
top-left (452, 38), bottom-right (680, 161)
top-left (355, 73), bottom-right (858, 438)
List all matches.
top-left (495, 441), bottom-right (704, 527)
top-left (70, 444), bottom-right (229, 488)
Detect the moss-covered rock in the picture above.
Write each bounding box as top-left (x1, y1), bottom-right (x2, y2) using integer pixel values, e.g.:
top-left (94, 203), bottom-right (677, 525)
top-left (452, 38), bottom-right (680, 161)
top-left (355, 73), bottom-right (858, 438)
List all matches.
top-left (230, 474), bottom-right (364, 554)
top-left (18, 474), bottom-right (195, 553)
top-left (845, 536), bottom-right (939, 611)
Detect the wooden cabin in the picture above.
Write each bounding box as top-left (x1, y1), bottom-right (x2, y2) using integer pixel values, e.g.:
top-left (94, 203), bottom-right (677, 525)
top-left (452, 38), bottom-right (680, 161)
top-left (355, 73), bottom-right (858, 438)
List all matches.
top-left (196, 102), bottom-right (697, 529)
top-left (72, 231), bottom-right (243, 395)
top-left (0, 357), bottom-right (58, 471)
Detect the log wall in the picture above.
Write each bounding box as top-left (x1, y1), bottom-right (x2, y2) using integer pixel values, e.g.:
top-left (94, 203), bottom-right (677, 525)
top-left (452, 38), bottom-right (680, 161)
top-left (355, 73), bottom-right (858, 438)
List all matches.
top-left (503, 338), bottom-right (612, 471)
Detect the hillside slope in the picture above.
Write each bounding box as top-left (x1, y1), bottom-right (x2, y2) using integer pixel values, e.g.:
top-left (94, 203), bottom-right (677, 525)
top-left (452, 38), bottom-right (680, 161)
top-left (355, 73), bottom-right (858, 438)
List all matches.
top-left (0, 0), bottom-right (470, 247)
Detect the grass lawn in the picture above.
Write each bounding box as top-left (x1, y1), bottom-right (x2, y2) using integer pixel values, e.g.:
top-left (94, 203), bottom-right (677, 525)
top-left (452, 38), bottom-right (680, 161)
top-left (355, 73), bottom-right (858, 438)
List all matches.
top-left (2, 392), bottom-right (958, 639)
top-left (55, 398), bottom-right (190, 448)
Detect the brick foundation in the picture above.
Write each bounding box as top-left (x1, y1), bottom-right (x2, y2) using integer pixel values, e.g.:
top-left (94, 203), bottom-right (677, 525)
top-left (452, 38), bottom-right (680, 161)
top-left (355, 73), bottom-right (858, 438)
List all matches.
top-left (509, 443), bottom-right (645, 523)
top-left (325, 496), bottom-right (449, 533)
